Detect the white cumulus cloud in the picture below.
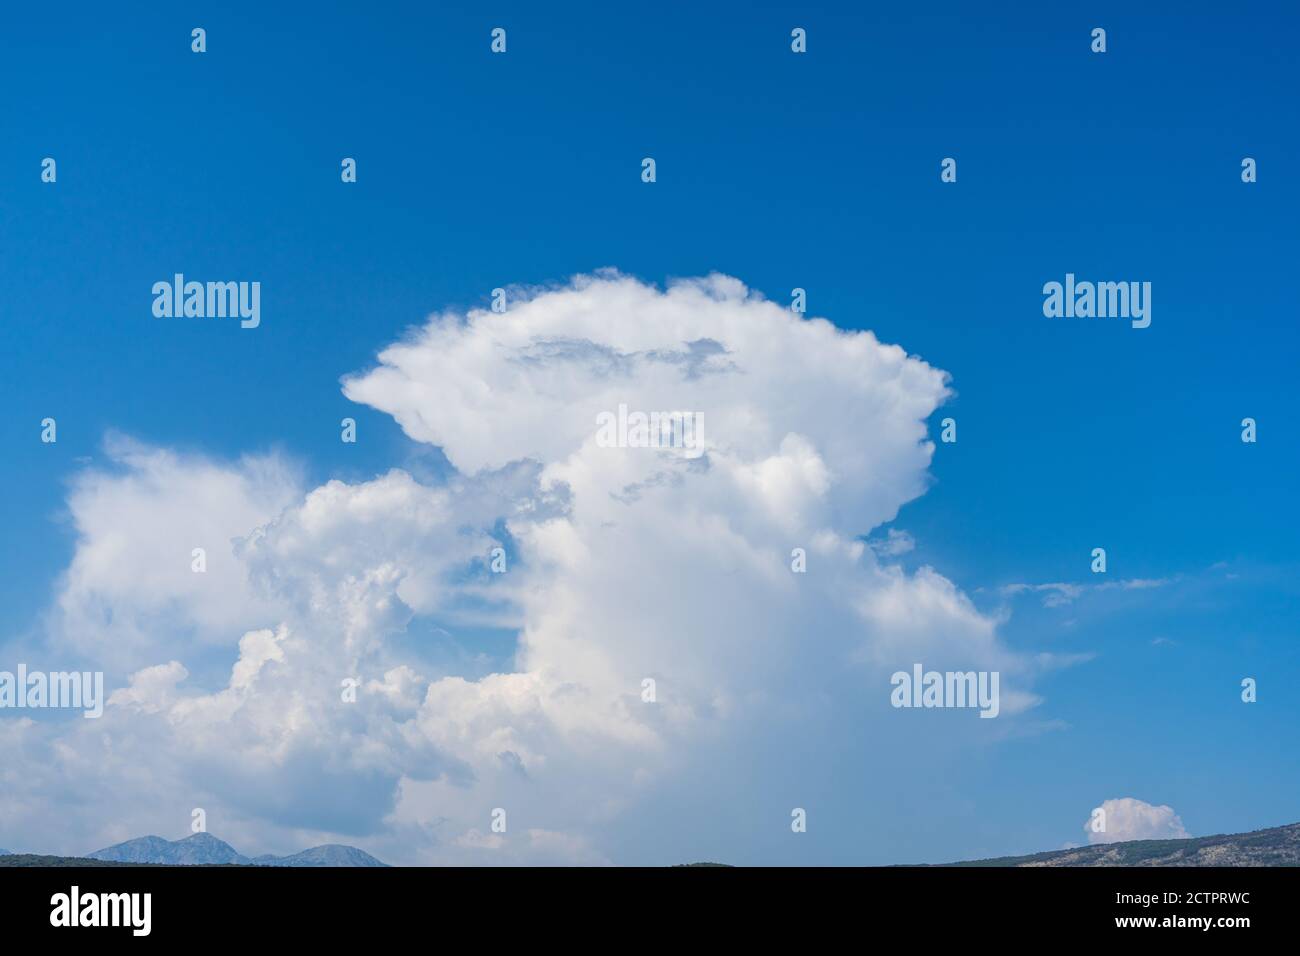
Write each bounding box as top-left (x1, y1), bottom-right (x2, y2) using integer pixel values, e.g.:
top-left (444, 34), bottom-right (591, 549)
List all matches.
top-left (1086, 798), bottom-right (1190, 844)
top-left (1, 272), bottom-right (1058, 865)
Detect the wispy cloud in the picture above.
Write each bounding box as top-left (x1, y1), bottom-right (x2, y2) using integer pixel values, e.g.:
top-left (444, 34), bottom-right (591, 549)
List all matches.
top-left (999, 577), bottom-right (1172, 608)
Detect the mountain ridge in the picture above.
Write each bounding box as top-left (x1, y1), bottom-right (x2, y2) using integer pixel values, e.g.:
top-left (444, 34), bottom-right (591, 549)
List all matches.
top-left (3, 822), bottom-right (1295, 867)
top-left (84, 832), bottom-right (387, 867)
top-left (935, 821), bottom-right (1300, 867)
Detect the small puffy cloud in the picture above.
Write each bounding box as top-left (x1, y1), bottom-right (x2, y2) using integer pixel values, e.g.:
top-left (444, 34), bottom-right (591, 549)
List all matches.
top-left (1086, 798), bottom-right (1190, 845)
top-left (869, 528), bottom-right (915, 558)
top-left (107, 660), bottom-right (189, 713)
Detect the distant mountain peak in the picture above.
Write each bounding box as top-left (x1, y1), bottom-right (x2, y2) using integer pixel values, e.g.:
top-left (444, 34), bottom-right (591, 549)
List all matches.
top-left (251, 844), bottom-right (388, 868)
top-left (87, 833), bottom-right (245, 866)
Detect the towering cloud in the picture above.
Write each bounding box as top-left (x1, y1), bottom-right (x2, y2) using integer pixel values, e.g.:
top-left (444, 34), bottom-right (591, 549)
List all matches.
top-left (1, 273), bottom-right (1042, 864)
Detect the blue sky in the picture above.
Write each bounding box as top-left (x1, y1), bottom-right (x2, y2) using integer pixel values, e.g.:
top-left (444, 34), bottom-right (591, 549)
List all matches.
top-left (1, 2), bottom-right (1297, 864)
